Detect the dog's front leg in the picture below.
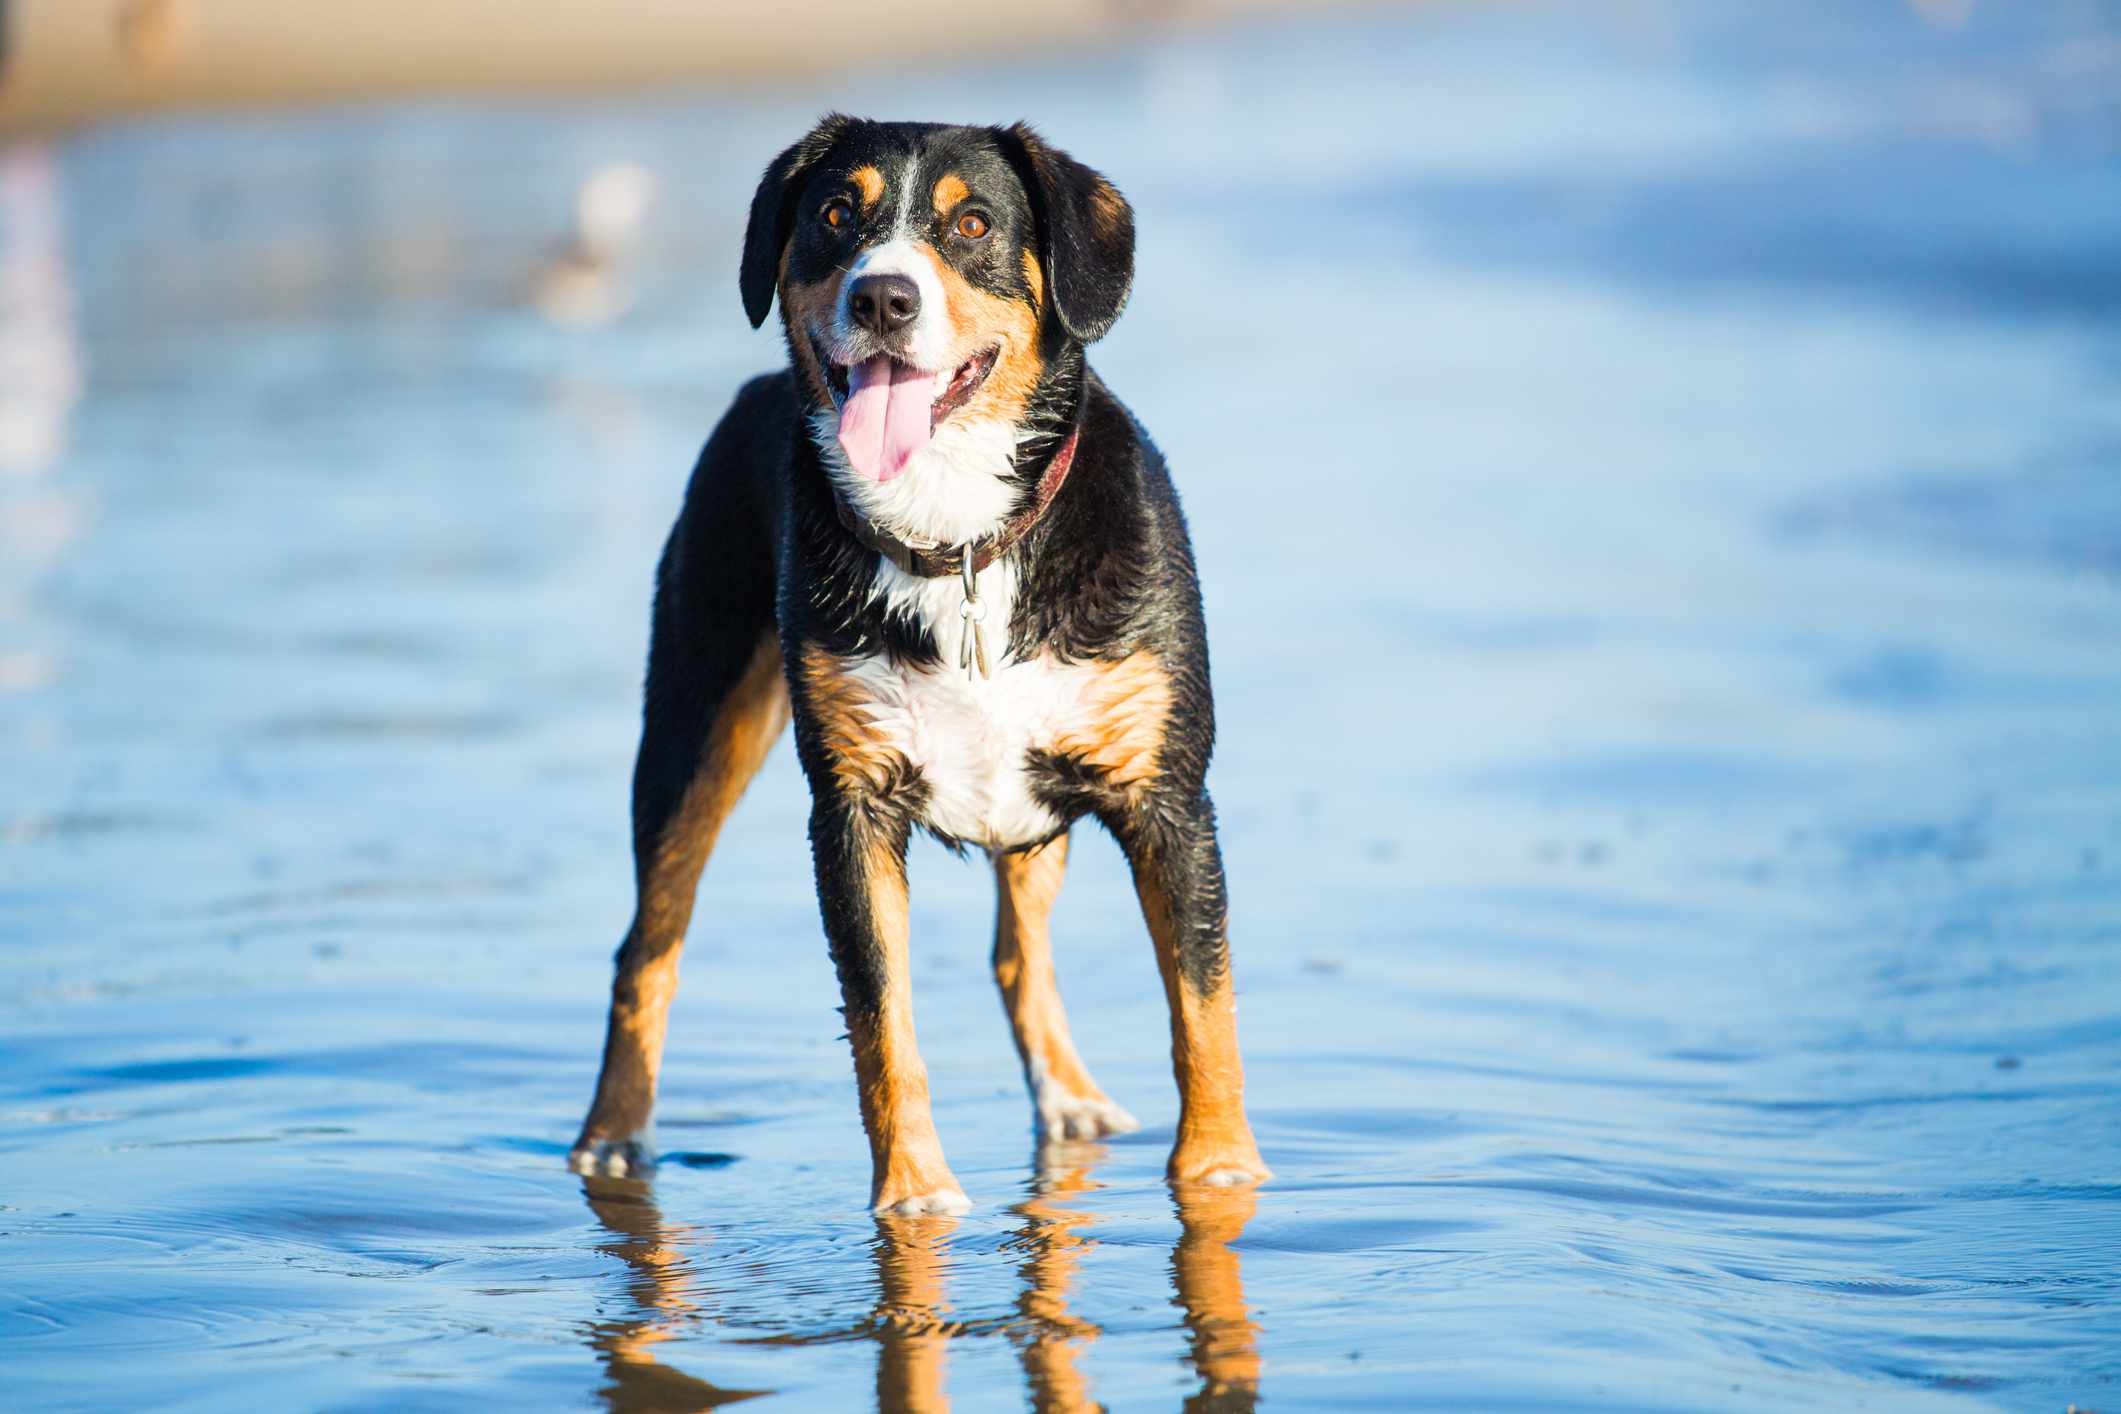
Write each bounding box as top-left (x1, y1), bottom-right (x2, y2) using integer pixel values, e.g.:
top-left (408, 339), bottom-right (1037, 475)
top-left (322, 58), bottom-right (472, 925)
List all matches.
top-left (810, 796), bottom-right (970, 1214)
top-left (1118, 795), bottom-right (1271, 1188)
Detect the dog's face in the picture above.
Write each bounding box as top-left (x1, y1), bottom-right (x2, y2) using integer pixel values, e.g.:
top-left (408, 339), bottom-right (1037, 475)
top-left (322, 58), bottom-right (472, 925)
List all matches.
top-left (741, 117), bottom-right (1134, 487)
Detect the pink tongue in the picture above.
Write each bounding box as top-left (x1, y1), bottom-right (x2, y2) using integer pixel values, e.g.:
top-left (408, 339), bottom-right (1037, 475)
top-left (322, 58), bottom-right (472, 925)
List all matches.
top-left (837, 356), bottom-right (946, 482)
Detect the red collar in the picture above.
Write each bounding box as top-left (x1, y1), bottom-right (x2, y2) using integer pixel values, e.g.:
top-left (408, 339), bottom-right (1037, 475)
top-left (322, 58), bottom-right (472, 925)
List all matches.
top-left (833, 426), bottom-right (1082, 579)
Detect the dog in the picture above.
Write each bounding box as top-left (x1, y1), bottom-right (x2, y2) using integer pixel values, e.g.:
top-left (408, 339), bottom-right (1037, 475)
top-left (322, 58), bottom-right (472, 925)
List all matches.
top-left (569, 115), bottom-right (1268, 1213)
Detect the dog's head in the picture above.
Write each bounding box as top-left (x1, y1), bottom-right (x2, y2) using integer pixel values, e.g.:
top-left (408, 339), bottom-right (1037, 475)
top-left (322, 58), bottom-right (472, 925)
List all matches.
top-left (741, 116), bottom-right (1133, 488)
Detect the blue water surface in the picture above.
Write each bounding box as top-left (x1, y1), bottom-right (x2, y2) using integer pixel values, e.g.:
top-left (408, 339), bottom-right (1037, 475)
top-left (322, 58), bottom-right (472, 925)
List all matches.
top-left (3, 2), bottom-right (2119, 1410)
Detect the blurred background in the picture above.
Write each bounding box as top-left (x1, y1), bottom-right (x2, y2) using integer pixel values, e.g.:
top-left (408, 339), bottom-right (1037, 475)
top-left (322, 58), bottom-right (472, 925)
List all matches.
top-left (3, 3), bottom-right (2120, 1411)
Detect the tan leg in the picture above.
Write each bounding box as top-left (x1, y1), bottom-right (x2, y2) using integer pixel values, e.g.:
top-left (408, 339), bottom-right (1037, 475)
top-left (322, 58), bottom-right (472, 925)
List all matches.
top-left (843, 840), bottom-right (968, 1215)
top-left (798, 645), bottom-right (965, 1213)
top-left (1129, 827), bottom-right (1269, 1187)
top-left (992, 837), bottom-right (1138, 1141)
top-left (572, 633), bottom-right (788, 1176)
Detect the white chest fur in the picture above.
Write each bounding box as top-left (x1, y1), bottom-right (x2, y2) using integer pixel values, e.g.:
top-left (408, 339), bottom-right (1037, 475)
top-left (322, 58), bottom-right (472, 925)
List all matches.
top-left (841, 558), bottom-right (1078, 850)
top-left (841, 651), bottom-right (1098, 850)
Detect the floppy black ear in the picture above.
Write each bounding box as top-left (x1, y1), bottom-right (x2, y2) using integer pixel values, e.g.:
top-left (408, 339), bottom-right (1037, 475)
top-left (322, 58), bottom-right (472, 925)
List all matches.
top-left (1001, 123), bottom-right (1136, 344)
top-left (740, 113), bottom-right (855, 329)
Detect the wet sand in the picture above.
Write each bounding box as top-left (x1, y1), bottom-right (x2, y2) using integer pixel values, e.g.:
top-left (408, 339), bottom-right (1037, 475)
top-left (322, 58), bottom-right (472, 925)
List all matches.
top-left (0, 0), bottom-right (1344, 133)
top-left (4, 2), bottom-right (2120, 1410)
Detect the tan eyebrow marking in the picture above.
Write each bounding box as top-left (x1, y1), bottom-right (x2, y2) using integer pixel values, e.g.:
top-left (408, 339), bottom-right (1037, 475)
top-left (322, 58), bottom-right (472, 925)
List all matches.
top-left (851, 166), bottom-right (885, 210)
top-left (931, 173), bottom-right (969, 216)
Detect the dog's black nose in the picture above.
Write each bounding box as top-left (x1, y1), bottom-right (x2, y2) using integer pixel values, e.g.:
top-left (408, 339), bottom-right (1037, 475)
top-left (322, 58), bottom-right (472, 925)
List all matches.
top-left (848, 274), bottom-right (920, 337)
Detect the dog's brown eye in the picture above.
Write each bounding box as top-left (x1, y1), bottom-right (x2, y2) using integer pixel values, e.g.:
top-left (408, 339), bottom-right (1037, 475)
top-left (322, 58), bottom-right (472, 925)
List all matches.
top-left (823, 199), bottom-right (854, 230)
top-left (956, 212), bottom-right (989, 240)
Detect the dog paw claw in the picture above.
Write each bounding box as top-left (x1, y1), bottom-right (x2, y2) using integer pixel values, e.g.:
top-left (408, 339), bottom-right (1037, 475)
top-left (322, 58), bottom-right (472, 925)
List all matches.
top-left (1036, 1090), bottom-right (1140, 1142)
top-left (1168, 1138), bottom-right (1271, 1188)
top-left (874, 1187), bottom-right (973, 1216)
top-left (570, 1136), bottom-right (654, 1178)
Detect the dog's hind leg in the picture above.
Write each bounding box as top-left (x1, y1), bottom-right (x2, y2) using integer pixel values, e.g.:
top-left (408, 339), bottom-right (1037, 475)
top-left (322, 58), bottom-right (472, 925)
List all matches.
top-left (571, 452), bottom-right (787, 1178)
top-left (571, 628), bottom-right (786, 1177)
top-left (992, 835), bottom-right (1139, 1141)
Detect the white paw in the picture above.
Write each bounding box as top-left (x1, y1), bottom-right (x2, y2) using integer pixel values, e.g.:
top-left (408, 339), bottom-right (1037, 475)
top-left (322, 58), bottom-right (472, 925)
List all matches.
top-left (569, 1133), bottom-right (654, 1178)
top-left (1188, 1165), bottom-right (1267, 1187)
top-left (874, 1187), bottom-right (974, 1216)
top-left (1035, 1087), bottom-right (1141, 1142)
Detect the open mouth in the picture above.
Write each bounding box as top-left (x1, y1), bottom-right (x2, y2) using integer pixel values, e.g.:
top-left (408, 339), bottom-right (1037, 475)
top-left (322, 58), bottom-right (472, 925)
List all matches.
top-left (819, 340), bottom-right (1000, 482)
top-left (822, 345), bottom-right (997, 427)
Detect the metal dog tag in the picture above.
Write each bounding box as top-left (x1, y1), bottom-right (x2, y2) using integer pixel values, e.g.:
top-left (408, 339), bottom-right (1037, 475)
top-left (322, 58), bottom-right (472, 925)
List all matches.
top-left (957, 549), bottom-right (991, 679)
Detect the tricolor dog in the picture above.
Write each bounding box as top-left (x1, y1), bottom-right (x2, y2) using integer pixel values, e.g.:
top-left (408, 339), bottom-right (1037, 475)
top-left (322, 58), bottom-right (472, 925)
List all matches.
top-left (570, 116), bottom-right (1268, 1213)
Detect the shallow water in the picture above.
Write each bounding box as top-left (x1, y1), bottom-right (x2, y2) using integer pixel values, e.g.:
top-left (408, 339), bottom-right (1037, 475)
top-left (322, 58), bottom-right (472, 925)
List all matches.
top-left (5, 2), bottom-right (2121, 1410)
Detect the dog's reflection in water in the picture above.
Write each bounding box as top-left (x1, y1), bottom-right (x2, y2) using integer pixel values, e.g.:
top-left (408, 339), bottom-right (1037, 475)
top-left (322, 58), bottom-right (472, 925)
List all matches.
top-left (1168, 1180), bottom-right (1263, 1413)
top-left (578, 1142), bottom-right (1262, 1413)
top-left (579, 1174), bottom-right (767, 1410)
top-left (1001, 1142), bottom-right (1104, 1409)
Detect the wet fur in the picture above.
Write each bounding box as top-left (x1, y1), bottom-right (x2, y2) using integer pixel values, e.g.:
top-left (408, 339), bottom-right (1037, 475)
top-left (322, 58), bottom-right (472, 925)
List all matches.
top-left (573, 117), bottom-right (1266, 1208)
